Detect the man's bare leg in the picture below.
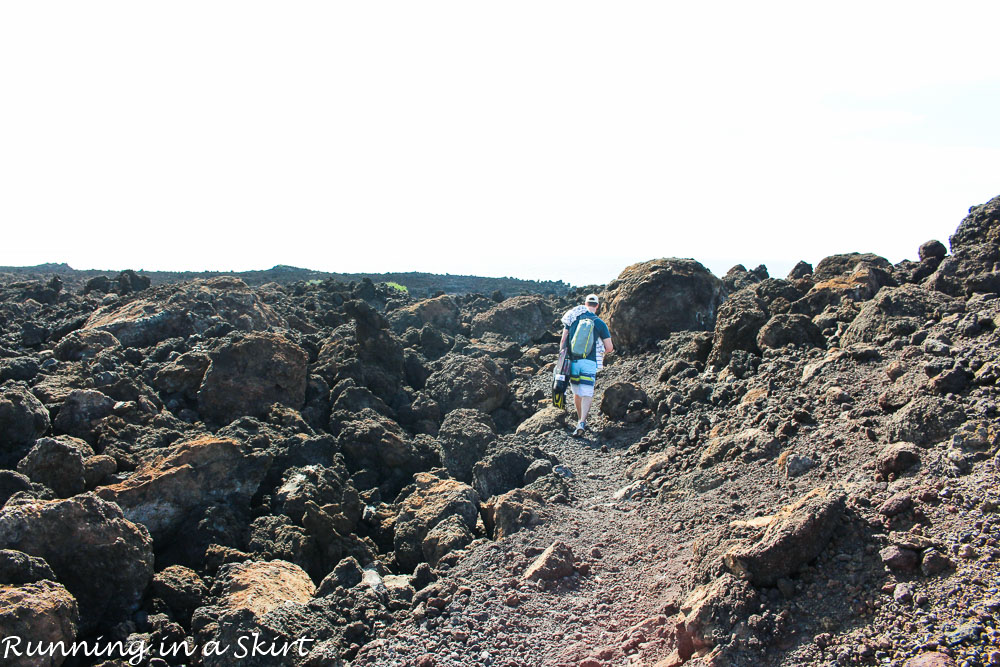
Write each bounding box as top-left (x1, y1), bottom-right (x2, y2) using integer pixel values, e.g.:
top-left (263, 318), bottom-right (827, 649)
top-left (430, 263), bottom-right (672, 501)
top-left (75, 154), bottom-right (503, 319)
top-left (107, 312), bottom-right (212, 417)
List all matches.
top-left (574, 393), bottom-right (583, 422)
top-left (579, 396), bottom-right (593, 425)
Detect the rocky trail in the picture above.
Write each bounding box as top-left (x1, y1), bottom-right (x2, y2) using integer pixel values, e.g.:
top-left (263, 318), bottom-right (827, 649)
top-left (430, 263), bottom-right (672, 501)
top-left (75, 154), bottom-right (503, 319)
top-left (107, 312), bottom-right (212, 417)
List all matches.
top-left (2, 194), bottom-right (1000, 667)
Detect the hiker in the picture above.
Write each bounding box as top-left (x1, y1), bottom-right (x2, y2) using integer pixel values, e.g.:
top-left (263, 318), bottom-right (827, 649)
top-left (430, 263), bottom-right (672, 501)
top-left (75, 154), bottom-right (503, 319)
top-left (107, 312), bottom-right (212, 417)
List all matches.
top-left (560, 293), bottom-right (613, 437)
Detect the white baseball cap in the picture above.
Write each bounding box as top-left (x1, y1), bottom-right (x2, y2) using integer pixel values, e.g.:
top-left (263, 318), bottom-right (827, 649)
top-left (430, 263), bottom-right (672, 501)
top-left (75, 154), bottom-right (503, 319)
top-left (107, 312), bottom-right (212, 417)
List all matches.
top-left (585, 294), bottom-right (600, 305)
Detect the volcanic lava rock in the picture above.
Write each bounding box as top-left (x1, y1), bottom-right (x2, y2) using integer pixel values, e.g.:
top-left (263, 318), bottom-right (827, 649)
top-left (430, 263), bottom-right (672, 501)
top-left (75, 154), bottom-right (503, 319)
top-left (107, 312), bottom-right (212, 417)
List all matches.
top-left (389, 294), bottom-right (461, 334)
top-left (425, 354), bottom-right (509, 413)
top-left (523, 541), bottom-right (575, 582)
top-left (699, 428), bottom-right (778, 468)
top-left (601, 258), bottom-right (724, 349)
top-left (0, 493), bottom-right (153, 633)
top-left (600, 382), bottom-right (649, 419)
top-left (707, 290), bottom-right (769, 368)
top-left (152, 351), bottom-right (211, 398)
top-left (16, 437), bottom-right (87, 498)
top-left (919, 240), bottom-right (947, 261)
top-left (470, 295), bottom-right (554, 345)
top-left (53, 329), bottom-right (120, 362)
top-left (270, 463), bottom-right (362, 529)
top-left (928, 194), bottom-right (1000, 295)
top-left (515, 406), bottom-right (569, 436)
top-left (0, 580), bottom-right (79, 667)
top-left (0, 384), bottom-right (51, 466)
top-left (83, 276), bottom-right (285, 347)
top-left (756, 313), bottom-right (825, 350)
top-left (152, 565), bottom-right (208, 625)
top-left (876, 442), bottom-right (921, 475)
top-left (52, 389), bottom-right (115, 442)
top-left (813, 252), bottom-right (892, 280)
top-left (437, 408), bottom-right (497, 483)
top-left (886, 395), bottom-right (966, 445)
top-left (482, 488), bottom-right (544, 539)
top-left (197, 332), bottom-right (308, 424)
top-left (675, 573), bottom-right (759, 660)
top-left (96, 436), bottom-right (272, 541)
top-left (841, 284), bottom-right (963, 346)
top-left (0, 549), bottom-right (57, 585)
top-left (394, 471), bottom-right (480, 572)
top-left (723, 488), bottom-right (846, 586)
top-left (339, 408), bottom-right (422, 470)
top-left (422, 513), bottom-right (476, 566)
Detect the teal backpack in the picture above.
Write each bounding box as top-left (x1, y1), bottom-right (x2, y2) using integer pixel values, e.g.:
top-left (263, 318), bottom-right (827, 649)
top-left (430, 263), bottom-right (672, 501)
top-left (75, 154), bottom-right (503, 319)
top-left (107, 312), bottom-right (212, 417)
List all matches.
top-left (569, 316), bottom-right (596, 359)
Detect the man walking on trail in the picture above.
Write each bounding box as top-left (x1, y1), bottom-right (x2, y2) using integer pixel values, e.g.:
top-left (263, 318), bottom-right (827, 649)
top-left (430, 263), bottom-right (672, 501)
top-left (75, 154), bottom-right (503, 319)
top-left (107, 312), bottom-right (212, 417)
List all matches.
top-left (560, 293), bottom-right (613, 437)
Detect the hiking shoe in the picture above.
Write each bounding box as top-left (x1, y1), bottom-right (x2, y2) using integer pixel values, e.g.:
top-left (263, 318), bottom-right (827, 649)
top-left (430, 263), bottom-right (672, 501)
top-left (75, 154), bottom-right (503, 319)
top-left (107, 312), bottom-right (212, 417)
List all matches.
top-left (572, 427), bottom-right (585, 438)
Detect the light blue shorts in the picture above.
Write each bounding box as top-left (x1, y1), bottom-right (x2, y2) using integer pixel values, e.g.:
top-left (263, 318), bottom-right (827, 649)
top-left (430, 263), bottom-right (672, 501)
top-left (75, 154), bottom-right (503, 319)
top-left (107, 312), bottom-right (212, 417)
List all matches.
top-left (570, 359), bottom-right (597, 397)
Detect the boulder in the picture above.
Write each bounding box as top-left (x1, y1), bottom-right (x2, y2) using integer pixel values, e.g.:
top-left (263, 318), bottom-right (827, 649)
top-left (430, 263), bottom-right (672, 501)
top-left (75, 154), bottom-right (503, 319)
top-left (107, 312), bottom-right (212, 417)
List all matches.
top-left (707, 290), bottom-right (768, 368)
top-left (482, 488), bottom-right (544, 539)
top-left (425, 354), bottom-right (509, 414)
top-left (919, 240), bottom-right (947, 261)
top-left (83, 277), bottom-right (285, 347)
top-left (388, 295), bottom-right (461, 334)
top-left (53, 329), bottom-right (120, 362)
top-left (674, 574), bottom-right (758, 661)
top-left (523, 541), bottom-right (575, 582)
top-left (197, 333), bottom-right (308, 424)
top-left (699, 429), bottom-right (777, 468)
top-left (602, 258), bottom-right (725, 349)
top-left (0, 384), bottom-right (51, 467)
top-left (0, 580), bottom-right (79, 667)
top-left (152, 565), bottom-right (207, 624)
top-left (437, 409), bottom-right (497, 482)
top-left (16, 437), bottom-right (87, 498)
top-left (472, 441), bottom-right (537, 499)
top-left (271, 464), bottom-right (362, 529)
top-left (813, 252), bottom-right (892, 280)
top-left (787, 261), bottom-right (813, 280)
top-left (600, 382), bottom-right (649, 419)
top-left (0, 357), bottom-right (41, 384)
top-left (515, 407), bottom-right (569, 436)
top-left (421, 514), bottom-right (475, 566)
top-left (52, 389), bottom-right (115, 442)
top-left (0, 471), bottom-right (35, 507)
top-left (756, 313), bottom-right (825, 350)
top-left (96, 436), bottom-right (271, 541)
top-left (152, 351), bottom-right (211, 398)
top-left (394, 471), bottom-right (480, 572)
top-left (0, 549), bottom-right (57, 585)
top-left (339, 409), bottom-right (420, 470)
top-left (876, 442), bottom-right (921, 475)
top-left (0, 494), bottom-right (153, 633)
top-left (213, 559), bottom-right (314, 617)
top-left (841, 284), bottom-right (963, 346)
top-left (723, 488), bottom-right (846, 586)
top-left (886, 396), bottom-right (966, 445)
top-left (929, 194), bottom-right (1000, 295)
top-left (470, 295), bottom-right (554, 345)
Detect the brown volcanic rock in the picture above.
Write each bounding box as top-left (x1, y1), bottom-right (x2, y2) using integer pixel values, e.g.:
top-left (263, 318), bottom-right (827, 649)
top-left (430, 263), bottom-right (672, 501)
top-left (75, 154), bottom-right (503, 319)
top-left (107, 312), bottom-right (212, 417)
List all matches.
top-left (425, 354), bottom-right (509, 414)
top-left (16, 437), bottom-right (87, 498)
top-left (0, 494), bottom-right (153, 633)
top-left (394, 471), bottom-right (481, 572)
top-left (214, 559), bottom-right (315, 617)
top-left (841, 283), bottom-right (962, 346)
top-left (53, 329), bottom-right (120, 362)
top-left (470, 295), bottom-right (554, 345)
top-left (929, 194), bottom-right (1000, 295)
top-left (602, 258), bottom-right (725, 349)
top-left (0, 384), bottom-right (50, 466)
top-left (723, 487), bottom-right (846, 586)
top-left (523, 541), bottom-right (575, 582)
top-left (152, 351), bottom-right (211, 398)
top-left (96, 436), bottom-right (271, 541)
top-left (0, 580), bottom-right (79, 667)
top-left (83, 276), bottom-right (285, 347)
top-left (389, 294), bottom-right (461, 333)
top-left (197, 332), bottom-right (308, 424)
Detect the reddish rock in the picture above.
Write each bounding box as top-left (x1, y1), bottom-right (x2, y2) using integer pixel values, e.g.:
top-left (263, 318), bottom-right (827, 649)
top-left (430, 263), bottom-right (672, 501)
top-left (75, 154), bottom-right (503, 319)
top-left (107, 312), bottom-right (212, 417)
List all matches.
top-left (0, 494), bottom-right (153, 633)
top-left (523, 541), bottom-right (575, 582)
top-left (0, 580), bottom-right (79, 667)
top-left (96, 436), bottom-right (271, 541)
top-left (197, 332), bottom-right (308, 424)
top-left (880, 546), bottom-right (919, 573)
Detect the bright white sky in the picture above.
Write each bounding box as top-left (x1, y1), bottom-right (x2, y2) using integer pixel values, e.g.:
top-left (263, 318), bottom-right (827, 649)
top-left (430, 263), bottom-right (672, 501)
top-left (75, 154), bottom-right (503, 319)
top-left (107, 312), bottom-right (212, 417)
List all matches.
top-left (2, 2), bottom-right (999, 287)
